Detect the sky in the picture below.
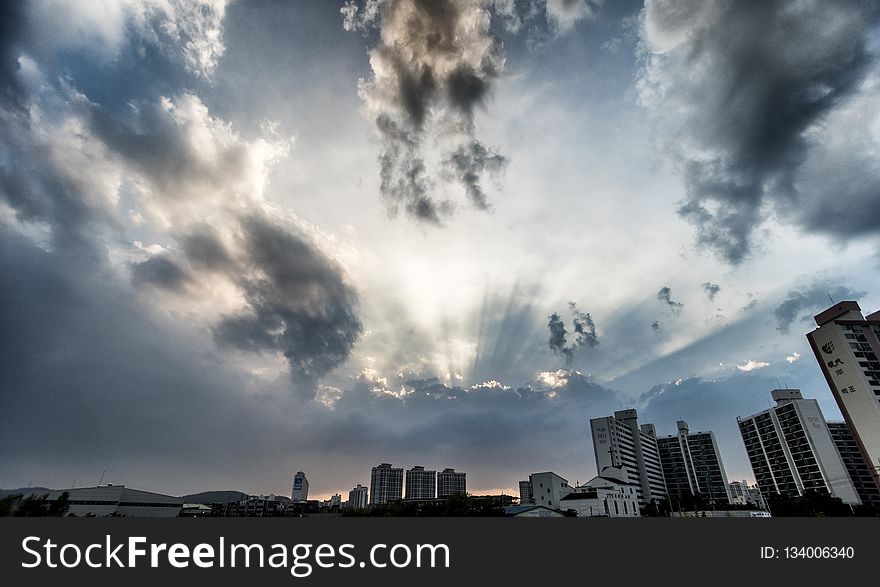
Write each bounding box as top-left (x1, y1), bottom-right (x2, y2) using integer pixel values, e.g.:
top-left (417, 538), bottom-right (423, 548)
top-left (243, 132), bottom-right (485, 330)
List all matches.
top-left (2, 0), bottom-right (880, 500)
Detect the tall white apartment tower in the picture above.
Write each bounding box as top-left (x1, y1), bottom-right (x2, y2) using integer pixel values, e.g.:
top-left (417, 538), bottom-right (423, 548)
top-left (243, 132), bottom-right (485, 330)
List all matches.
top-left (657, 420), bottom-right (733, 506)
top-left (807, 301), bottom-right (880, 494)
top-left (590, 409), bottom-right (667, 507)
top-left (737, 389), bottom-right (861, 505)
top-left (291, 471), bottom-right (309, 502)
top-left (348, 484), bottom-right (368, 509)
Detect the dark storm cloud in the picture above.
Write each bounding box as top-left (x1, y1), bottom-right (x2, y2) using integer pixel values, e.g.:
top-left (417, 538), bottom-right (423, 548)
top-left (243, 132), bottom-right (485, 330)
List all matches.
top-left (0, 2), bottom-right (362, 400)
top-left (0, 231), bottom-right (620, 494)
top-left (773, 283), bottom-right (866, 334)
top-left (0, 5), bottom-right (103, 253)
top-left (130, 255), bottom-right (191, 292)
top-left (701, 282), bottom-right (720, 302)
top-left (640, 0), bottom-right (880, 264)
top-left (214, 215), bottom-right (363, 394)
top-left (0, 112), bottom-right (112, 257)
top-left (341, 367), bottom-right (619, 473)
top-left (375, 114), bottom-right (441, 223)
top-left (656, 286), bottom-right (683, 314)
top-left (790, 116), bottom-right (880, 242)
top-left (343, 0), bottom-right (507, 222)
top-left (0, 230), bottom-right (279, 486)
top-left (0, 0), bottom-right (375, 497)
top-left (84, 95), bottom-right (252, 198)
top-left (443, 140), bottom-right (508, 210)
top-left (180, 225), bottom-right (234, 272)
top-left (548, 312), bottom-right (569, 359)
top-left (570, 303), bottom-right (599, 347)
top-left (547, 302), bottom-right (598, 364)
top-left (3, 81), bottom-right (361, 396)
top-left (0, 228), bottom-right (359, 496)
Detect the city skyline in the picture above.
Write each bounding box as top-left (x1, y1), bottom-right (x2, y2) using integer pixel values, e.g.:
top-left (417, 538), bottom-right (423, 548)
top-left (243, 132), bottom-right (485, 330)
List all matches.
top-left (3, 1), bottom-right (880, 500)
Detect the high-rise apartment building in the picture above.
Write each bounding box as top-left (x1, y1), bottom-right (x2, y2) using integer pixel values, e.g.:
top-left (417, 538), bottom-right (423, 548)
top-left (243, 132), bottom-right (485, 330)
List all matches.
top-left (291, 471), bottom-right (309, 502)
top-left (591, 409), bottom-right (667, 506)
top-left (518, 480), bottom-right (533, 505)
top-left (348, 484), bottom-right (368, 509)
top-left (728, 480), bottom-right (767, 510)
top-left (807, 301), bottom-right (880, 493)
top-left (370, 463), bottom-right (404, 505)
top-left (437, 468), bottom-right (467, 498)
top-left (827, 421), bottom-right (880, 507)
top-left (405, 466), bottom-right (436, 500)
top-left (737, 389), bottom-right (861, 505)
top-left (657, 420), bottom-right (732, 506)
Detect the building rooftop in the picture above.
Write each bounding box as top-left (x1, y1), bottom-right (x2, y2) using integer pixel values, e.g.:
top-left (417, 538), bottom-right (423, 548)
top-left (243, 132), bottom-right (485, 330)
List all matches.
top-left (560, 491), bottom-right (599, 501)
top-left (814, 301), bottom-right (862, 326)
top-left (503, 505), bottom-right (561, 516)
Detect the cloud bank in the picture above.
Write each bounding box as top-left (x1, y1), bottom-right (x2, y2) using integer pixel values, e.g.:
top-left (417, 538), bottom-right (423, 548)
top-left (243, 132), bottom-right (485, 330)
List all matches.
top-left (0, 1), bottom-right (362, 399)
top-left (343, 0), bottom-right (508, 222)
top-left (639, 0), bottom-right (880, 263)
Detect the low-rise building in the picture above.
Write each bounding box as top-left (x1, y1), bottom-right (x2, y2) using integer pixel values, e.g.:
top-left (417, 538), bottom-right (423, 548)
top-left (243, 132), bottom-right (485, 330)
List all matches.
top-left (503, 505), bottom-right (565, 518)
top-left (45, 485), bottom-right (182, 517)
top-left (224, 494), bottom-right (291, 517)
top-left (559, 467), bottom-right (640, 517)
top-left (528, 472), bottom-right (572, 509)
top-left (728, 480), bottom-right (768, 510)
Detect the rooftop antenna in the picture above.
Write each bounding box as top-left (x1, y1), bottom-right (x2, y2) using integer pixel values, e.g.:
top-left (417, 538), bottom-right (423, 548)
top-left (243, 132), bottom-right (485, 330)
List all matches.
top-left (775, 377), bottom-right (782, 390)
top-left (98, 469), bottom-right (106, 487)
top-left (71, 476), bottom-right (77, 489)
top-left (827, 290), bottom-right (835, 305)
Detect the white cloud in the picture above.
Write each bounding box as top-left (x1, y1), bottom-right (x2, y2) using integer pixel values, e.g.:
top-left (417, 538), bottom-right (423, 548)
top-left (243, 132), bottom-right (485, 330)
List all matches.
top-left (737, 360), bottom-right (770, 372)
top-left (544, 0), bottom-right (601, 33)
top-left (469, 379), bottom-right (512, 391)
top-left (28, 0), bottom-right (231, 78)
top-left (785, 352), bottom-right (801, 364)
top-left (538, 369), bottom-right (581, 389)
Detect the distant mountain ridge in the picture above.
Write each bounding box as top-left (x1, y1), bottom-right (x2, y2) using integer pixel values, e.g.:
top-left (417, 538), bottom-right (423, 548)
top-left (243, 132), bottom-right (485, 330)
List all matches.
top-left (0, 487), bottom-right (54, 498)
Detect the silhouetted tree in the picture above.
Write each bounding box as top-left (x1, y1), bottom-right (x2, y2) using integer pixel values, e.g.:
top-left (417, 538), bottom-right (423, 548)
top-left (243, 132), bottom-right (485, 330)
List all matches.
top-left (767, 491), bottom-right (853, 517)
top-left (14, 494), bottom-right (49, 517)
top-left (0, 494), bottom-right (23, 517)
top-left (48, 492), bottom-right (70, 517)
